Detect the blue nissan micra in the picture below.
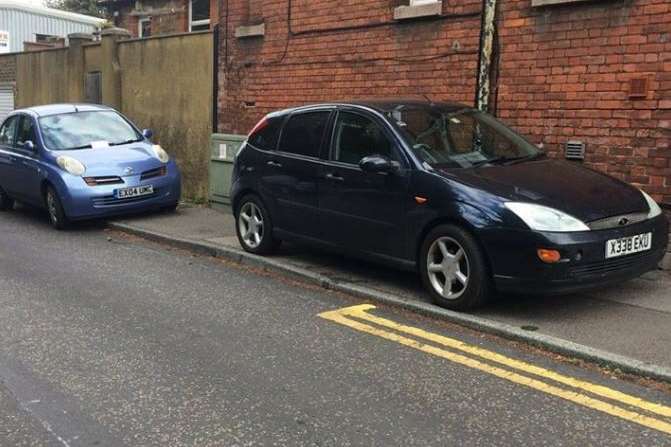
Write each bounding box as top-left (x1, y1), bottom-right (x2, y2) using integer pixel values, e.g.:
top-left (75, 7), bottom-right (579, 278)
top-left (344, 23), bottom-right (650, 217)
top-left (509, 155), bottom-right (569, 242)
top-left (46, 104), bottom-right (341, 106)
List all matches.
top-left (0, 104), bottom-right (181, 229)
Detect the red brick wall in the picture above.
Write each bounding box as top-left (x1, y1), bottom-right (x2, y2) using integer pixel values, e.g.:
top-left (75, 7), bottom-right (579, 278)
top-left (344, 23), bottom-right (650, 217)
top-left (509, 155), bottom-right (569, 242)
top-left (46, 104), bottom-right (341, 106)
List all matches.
top-left (217, 0), bottom-right (671, 205)
top-left (217, 0), bottom-right (482, 134)
top-left (496, 0), bottom-right (671, 204)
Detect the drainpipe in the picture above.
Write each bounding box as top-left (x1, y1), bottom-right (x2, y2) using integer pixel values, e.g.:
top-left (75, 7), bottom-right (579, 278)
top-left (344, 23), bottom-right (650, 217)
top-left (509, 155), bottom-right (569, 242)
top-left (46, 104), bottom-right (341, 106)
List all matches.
top-left (475, 0), bottom-right (497, 112)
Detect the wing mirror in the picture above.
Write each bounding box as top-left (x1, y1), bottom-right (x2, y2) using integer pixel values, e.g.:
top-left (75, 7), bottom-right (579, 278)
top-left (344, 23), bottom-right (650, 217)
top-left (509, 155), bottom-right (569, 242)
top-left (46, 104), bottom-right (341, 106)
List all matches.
top-left (142, 128), bottom-right (154, 140)
top-left (20, 140), bottom-right (35, 151)
top-left (359, 155), bottom-right (399, 174)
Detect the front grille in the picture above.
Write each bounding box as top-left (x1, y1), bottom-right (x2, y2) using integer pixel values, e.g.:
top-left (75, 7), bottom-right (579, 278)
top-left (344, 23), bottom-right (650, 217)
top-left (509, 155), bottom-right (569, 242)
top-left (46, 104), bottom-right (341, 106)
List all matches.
top-left (140, 166), bottom-right (167, 181)
top-left (84, 176), bottom-right (124, 186)
top-left (587, 213), bottom-right (648, 230)
top-left (568, 251), bottom-right (657, 278)
top-left (92, 188), bottom-right (159, 207)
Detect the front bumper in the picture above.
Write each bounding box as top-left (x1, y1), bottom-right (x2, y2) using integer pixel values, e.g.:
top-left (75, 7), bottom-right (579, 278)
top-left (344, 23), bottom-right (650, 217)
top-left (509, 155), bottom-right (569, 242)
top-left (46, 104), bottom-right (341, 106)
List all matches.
top-left (480, 214), bottom-right (669, 295)
top-left (59, 162), bottom-right (181, 220)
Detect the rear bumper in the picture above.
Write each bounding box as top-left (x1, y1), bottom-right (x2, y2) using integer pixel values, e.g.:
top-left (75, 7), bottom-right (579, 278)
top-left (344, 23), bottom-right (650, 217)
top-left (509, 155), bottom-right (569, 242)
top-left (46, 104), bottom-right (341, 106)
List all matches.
top-left (60, 162), bottom-right (181, 220)
top-left (481, 214), bottom-right (669, 295)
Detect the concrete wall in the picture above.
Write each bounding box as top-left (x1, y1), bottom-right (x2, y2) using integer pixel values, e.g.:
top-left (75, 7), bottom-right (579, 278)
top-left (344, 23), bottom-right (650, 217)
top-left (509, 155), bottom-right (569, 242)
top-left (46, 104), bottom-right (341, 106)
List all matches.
top-left (5, 29), bottom-right (213, 201)
top-left (0, 53), bottom-right (17, 83)
top-left (118, 32), bottom-right (213, 200)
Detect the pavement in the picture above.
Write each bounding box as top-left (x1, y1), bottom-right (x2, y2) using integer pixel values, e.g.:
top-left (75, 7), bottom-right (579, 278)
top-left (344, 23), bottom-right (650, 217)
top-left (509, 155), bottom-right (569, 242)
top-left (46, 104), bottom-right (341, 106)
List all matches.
top-left (2, 205), bottom-right (671, 446)
top-left (109, 204), bottom-right (671, 377)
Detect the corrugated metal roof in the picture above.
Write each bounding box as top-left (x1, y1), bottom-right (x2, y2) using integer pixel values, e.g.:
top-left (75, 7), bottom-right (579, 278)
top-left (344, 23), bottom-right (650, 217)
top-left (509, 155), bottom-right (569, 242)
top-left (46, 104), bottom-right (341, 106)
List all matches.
top-left (0, 0), bottom-right (105, 25)
top-left (0, 1), bottom-right (104, 53)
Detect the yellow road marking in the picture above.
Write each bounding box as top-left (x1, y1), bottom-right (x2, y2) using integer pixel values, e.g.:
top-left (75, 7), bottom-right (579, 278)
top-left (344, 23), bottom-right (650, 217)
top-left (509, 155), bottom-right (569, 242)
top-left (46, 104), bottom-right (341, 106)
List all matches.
top-left (337, 304), bottom-right (671, 419)
top-left (319, 305), bottom-right (671, 436)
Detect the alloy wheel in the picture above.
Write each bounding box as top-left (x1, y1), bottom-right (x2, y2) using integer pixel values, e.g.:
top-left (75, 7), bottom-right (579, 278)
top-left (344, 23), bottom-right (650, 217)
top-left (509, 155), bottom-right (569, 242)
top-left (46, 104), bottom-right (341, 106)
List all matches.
top-left (238, 202), bottom-right (264, 249)
top-left (426, 236), bottom-right (470, 300)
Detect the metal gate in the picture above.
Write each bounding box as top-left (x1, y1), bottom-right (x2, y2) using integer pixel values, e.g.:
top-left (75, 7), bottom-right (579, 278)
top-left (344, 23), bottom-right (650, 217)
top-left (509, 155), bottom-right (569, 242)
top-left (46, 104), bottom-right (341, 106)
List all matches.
top-left (0, 84), bottom-right (14, 122)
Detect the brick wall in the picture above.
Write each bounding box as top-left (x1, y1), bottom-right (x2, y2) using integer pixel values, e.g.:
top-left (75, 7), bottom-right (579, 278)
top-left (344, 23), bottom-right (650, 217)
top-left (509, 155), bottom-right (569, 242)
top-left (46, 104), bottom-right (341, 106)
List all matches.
top-left (218, 0), bottom-right (483, 135)
top-left (496, 0), bottom-right (671, 204)
top-left (0, 54), bottom-right (16, 83)
top-left (216, 0), bottom-right (671, 205)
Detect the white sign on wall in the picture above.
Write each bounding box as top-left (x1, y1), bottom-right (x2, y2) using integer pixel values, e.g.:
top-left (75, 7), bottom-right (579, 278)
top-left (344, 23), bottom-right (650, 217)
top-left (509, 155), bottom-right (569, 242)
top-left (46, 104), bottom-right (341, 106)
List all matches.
top-left (0, 31), bottom-right (9, 54)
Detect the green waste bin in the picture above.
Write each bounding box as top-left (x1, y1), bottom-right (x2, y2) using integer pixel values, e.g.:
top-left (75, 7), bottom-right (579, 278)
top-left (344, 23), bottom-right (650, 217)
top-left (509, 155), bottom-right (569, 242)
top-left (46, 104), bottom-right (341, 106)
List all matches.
top-left (209, 133), bottom-right (245, 209)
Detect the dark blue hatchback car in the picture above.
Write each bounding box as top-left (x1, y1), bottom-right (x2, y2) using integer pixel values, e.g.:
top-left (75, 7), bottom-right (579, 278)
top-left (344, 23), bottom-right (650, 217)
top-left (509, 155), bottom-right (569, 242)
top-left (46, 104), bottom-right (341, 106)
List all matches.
top-left (231, 100), bottom-right (669, 310)
top-left (0, 104), bottom-right (181, 229)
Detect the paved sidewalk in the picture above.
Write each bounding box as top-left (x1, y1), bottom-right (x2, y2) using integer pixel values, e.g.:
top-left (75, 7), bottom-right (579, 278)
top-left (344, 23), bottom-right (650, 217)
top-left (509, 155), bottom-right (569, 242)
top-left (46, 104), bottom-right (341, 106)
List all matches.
top-left (111, 205), bottom-right (671, 373)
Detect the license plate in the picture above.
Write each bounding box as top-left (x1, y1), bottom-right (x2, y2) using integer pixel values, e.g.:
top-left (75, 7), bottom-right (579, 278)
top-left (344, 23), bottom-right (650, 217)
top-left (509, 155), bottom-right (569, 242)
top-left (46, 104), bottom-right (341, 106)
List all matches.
top-left (115, 185), bottom-right (154, 199)
top-left (605, 232), bottom-right (652, 259)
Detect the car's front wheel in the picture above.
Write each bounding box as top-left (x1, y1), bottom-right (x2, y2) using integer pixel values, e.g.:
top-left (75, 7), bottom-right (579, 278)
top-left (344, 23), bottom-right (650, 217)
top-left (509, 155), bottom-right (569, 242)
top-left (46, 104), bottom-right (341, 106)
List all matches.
top-left (0, 186), bottom-right (14, 211)
top-left (235, 195), bottom-right (280, 254)
top-left (419, 224), bottom-right (491, 311)
top-left (45, 186), bottom-right (70, 230)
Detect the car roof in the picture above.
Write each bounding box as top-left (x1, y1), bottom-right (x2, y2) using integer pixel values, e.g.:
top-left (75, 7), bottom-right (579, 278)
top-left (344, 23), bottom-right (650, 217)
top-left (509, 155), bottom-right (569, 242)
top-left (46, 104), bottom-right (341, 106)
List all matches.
top-left (270, 99), bottom-right (472, 117)
top-left (12, 103), bottom-right (115, 118)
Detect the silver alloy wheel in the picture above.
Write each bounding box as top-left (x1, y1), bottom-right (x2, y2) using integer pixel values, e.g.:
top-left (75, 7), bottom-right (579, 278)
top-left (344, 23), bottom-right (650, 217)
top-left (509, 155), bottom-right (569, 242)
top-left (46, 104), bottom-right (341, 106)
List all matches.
top-left (46, 190), bottom-right (58, 224)
top-left (427, 236), bottom-right (470, 300)
top-left (238, 202), bottom-right (264, 249)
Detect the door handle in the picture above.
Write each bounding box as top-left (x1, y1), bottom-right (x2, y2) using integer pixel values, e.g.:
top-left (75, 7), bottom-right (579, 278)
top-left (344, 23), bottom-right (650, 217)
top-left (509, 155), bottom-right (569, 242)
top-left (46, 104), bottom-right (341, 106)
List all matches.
top-left (324, 173), bottom-right (344, 182)
top-left (266, 160), bottom-right (283, 168)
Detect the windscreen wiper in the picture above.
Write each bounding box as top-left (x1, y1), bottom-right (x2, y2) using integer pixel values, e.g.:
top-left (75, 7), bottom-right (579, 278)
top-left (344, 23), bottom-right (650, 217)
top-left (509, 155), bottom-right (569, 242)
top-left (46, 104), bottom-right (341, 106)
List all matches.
top-left (64, 144), bottom-right (92, 150)
top-left (109, 138), bottom-right (141, 146)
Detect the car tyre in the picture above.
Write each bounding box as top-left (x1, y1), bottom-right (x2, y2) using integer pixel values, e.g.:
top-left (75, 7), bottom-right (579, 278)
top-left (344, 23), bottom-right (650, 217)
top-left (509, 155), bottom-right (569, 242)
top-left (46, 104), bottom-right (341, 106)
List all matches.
top-left (235, 194), bottom-right (280, 255)
top-left (0, 186), bottom-right (14, 211)
top-left (45, 186), bottom-right (70, 230)
top-left (419, 224), bottom-right (491, 311)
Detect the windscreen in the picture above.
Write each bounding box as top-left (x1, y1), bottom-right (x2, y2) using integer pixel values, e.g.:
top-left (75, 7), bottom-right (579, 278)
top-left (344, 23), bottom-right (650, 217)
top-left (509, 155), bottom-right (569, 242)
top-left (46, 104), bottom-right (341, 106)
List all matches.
top-left (39, 111), bottom-right (141, 151)
top-left (388, 106), bottom-right (541, 169)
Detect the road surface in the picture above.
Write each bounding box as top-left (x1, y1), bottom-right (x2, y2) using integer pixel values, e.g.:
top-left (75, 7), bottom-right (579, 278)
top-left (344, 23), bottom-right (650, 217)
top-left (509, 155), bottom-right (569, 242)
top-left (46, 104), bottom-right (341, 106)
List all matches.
top-left (0, 206), bottom-right (670, 446)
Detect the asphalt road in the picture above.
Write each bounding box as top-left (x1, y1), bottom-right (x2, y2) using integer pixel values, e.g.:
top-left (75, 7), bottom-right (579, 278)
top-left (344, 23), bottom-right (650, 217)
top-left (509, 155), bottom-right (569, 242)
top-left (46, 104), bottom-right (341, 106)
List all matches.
top-left (1, 206), bottom-right (671, 446)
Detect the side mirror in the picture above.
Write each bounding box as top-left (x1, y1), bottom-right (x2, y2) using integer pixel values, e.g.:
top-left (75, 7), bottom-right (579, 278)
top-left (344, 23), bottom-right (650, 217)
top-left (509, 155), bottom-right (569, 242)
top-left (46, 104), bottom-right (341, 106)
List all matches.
top-left (142, 128), bottom-right (154, 140)
top-left (359, 155), bottom-right (399, 174)
top-left (20, 140), bottom-right (35, 151)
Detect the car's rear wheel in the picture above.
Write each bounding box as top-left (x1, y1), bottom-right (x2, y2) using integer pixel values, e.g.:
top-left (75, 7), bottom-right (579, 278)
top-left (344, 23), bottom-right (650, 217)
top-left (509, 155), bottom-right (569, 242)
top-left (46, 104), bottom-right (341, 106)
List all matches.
top-left (419, 224), bottom-right (491, 310)
top-left (235, 194), bottom-right (280, 254)
top-left (45, 186), bottom-right (70, 230)
top-left (0, 186), bottom-right (14, 211)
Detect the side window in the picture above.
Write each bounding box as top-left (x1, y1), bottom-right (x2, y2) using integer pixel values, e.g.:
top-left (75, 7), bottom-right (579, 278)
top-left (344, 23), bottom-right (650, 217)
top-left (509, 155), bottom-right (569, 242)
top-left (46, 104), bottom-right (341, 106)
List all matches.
top-left (16, 116), bottom-right (37, 148)
top-left (0, 116), bottom-right (19, 146)
top-left (248, 116), bottom-right (283, 151)
top-left (332, 112), bottom-right (395, 165)
top-left (278, 111), bottom-right (330, 158)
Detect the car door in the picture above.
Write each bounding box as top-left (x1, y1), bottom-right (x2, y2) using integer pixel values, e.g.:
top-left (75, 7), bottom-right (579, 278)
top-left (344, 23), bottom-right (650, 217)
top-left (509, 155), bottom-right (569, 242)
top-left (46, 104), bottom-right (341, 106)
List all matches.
top-left (11, 115), bottom-right (43, 205)
top-left (260, 109), bottom-right (332, 240)
top-left (319, 109), bottom-right (410, 260)
top-left (0, 115), bottom-right (20, 196)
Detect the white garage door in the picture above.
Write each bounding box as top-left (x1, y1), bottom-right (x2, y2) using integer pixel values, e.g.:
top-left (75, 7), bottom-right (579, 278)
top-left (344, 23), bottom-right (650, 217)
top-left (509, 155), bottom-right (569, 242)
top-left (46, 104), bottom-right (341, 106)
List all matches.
top-left (0, 84), bottom-right (14, 123)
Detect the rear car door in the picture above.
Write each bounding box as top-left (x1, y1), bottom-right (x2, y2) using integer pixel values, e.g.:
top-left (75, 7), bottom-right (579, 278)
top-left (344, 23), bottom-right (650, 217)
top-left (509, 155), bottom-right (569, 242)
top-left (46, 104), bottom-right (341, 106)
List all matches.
top-left (260, 109), bottom-right (332, 240)
top-left (12, 115), bottom-right (43, 205)
top-left (319, 109), bottom-right (410, 260)
top-left (0, 115), bottom-right (20, 196)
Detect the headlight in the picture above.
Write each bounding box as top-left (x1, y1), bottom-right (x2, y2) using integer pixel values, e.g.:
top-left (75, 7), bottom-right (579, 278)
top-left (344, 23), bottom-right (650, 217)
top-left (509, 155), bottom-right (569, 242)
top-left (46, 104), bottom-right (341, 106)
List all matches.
top-left (505, 202), bottom-right (590, 232)
top-left (152, 144), bottom-right (170, 163)
top-left (641, 190), bottom-right (662, 219)
top-left (56, 156), bottom-right (86, 176)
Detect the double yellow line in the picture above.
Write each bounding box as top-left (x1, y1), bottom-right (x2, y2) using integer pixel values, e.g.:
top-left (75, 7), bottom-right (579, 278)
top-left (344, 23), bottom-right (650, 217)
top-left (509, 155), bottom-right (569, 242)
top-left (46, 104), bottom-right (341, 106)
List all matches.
top-left (319, 304), bottom-right (671, 435)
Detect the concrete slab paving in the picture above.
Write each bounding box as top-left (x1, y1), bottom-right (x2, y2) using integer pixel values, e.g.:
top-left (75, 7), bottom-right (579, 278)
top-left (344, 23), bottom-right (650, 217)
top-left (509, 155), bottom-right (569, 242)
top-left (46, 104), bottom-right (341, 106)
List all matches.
top-left (112, 205), bottom-right (671, 371)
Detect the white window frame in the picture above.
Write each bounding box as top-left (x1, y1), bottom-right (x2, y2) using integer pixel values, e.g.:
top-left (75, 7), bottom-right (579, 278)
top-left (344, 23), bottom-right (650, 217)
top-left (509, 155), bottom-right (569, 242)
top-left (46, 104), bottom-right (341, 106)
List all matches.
top-left (188, 0), bottom-right (210, 32)
top-left (138, 18), bottom-right (151, 37)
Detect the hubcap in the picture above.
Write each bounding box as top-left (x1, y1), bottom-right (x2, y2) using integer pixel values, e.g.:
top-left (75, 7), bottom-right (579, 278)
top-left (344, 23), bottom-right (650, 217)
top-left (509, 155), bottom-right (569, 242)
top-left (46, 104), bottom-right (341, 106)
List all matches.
top-left (427, 236), bottom-right (470, 300)
top-left (47, 191), bottom-right (58, 223)
top-left (238, 202), bottom-right (264, 249)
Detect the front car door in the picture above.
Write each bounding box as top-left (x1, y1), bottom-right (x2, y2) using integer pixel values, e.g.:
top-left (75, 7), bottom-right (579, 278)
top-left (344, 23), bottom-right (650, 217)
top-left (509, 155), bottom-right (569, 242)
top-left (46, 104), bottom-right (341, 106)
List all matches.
top-left (319, 109), bottom-right (410, 260)
top-left (0, 114), bottom-right (20, 196)
top-left (12, 114), bottom-right (43, 205)
top-left (260, 108), bottom-right (333, 240)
